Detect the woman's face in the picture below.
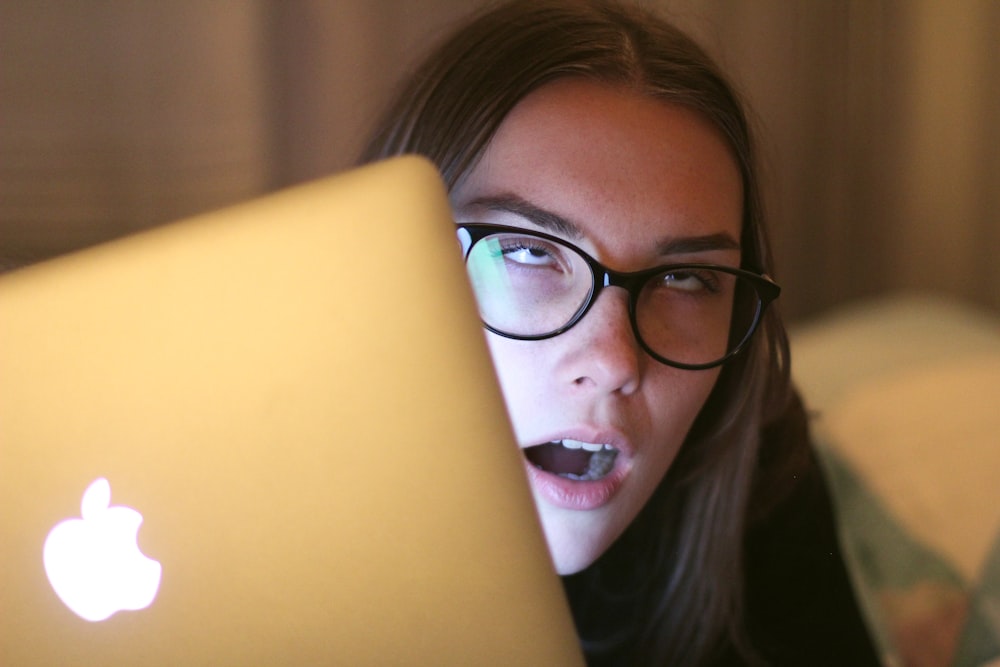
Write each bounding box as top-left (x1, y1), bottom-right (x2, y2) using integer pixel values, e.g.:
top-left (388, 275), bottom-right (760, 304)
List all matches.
top-left (451, 79), bottom-right (744, 574)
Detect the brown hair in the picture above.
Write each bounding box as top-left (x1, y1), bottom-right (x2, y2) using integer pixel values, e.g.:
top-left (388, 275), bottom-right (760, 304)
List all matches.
top-left (360, 1), bottom-right (792, 664)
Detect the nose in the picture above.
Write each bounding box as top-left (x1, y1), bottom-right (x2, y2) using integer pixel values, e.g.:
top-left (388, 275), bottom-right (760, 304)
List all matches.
top-left (560, 287), bottom-right (643, 396)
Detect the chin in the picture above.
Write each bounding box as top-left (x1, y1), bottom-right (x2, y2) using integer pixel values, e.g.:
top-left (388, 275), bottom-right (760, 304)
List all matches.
top-left (552, 553), bottom-right (596, 576)
top-left (538, 509), bottom-right (623, 575)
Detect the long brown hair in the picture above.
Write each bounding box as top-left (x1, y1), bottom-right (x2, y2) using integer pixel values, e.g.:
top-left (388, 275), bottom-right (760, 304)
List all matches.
top-left (360, 1), bottom-right (792, 664)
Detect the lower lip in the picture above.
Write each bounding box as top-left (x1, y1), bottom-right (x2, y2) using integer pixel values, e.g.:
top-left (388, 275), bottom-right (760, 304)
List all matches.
top-left (523, 458), bottom-right (628, 511)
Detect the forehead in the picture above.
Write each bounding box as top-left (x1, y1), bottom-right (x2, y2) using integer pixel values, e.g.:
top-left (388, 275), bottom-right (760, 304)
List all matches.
top-left (452, 79), bottom-right (743, 260)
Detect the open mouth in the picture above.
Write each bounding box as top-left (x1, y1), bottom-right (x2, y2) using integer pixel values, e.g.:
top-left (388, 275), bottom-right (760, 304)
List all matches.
top-left (523, 439), bottom-right (619, 481)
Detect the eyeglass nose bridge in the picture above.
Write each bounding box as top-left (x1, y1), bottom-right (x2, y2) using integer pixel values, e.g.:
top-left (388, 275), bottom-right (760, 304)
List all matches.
top-left (597, 265), bottom-right (649, 292)
top-left (567, 261), bottom-right (651, 337)
top-left (588, 258), bottom-right (655, 306)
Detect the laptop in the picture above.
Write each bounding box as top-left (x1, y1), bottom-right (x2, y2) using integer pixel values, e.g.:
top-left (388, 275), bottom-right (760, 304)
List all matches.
top-left (0, 156), bottom-right (584, 666)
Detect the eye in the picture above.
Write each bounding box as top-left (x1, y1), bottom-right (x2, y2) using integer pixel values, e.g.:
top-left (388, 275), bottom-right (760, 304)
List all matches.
top-left (505, 245), bottom-right (553, 265)
top-left (658, 269), bottom-right (721, 293)
top-left (498, 237), bottom-right (564, 268)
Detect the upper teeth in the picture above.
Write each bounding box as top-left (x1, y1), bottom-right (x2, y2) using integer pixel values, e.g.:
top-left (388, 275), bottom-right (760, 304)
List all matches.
top-left (559, 439), bottom-right (613, 452)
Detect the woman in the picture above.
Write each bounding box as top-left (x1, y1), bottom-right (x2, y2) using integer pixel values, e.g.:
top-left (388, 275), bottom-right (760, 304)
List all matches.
top-left (360, 1), bottom-right (880, 665)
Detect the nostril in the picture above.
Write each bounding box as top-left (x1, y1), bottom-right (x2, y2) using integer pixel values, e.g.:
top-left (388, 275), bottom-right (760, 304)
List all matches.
top-left (559, 291), bottom-right (644, 394)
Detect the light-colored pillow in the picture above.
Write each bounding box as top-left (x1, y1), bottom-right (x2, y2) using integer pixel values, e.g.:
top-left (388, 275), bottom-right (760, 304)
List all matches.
top-left (791, 293), bottom-right (1000, 667)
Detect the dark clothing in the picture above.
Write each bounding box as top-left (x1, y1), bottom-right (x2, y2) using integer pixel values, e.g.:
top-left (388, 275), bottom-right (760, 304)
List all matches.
top-left (566, 392), bottom-right (882, 666)
top-left (717, 430), bottom-right (882, 666)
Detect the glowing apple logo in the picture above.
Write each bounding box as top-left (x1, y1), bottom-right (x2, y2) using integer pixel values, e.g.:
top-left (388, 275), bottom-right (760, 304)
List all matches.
top-left (43, 478), bottom-right (162, 622)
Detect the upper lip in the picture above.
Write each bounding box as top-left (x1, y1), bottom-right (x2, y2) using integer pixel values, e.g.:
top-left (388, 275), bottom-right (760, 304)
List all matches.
top-left (523, 427), bottom-right (634, 459)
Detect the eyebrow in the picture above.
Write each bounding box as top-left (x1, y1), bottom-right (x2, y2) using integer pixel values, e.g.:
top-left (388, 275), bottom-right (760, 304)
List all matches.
top-left (465, 194), bottom-right (741, 256)
top-left (657, 233), bottom-right (741, 256)
top-left (466, 195), bottom-right (582, 238)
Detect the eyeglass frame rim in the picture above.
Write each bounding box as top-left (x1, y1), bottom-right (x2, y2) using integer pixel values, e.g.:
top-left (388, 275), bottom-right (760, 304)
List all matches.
top-left (457, 222), bottom-right (782, 371)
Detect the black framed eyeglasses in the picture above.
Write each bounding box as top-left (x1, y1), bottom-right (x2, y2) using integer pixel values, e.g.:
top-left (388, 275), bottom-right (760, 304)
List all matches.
top-left (457, 223), bottom-right (780, 370)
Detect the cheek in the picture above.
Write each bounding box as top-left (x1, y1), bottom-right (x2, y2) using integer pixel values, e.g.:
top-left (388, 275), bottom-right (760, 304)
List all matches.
top-left (483, 335), bottom-right (546, 417)
top-left (668, 367), bottom-right (720, 415)
top-left (642, 366), bottom-right (722, 449)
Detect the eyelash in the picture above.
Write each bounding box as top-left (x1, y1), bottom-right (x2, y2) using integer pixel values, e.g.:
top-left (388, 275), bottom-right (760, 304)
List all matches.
top-left (670, 269), bottom-right (718, 286)
top-left (499, 240), bottom-right (562, 264)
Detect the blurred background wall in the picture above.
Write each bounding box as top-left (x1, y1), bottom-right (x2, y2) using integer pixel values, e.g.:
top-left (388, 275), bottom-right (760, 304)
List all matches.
top-left (1, 0), bottom-right (997, 322)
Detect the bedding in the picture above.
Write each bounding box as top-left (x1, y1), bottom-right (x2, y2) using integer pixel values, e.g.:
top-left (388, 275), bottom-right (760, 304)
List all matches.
top-left (791, 294), bottom-right (1000, 667)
